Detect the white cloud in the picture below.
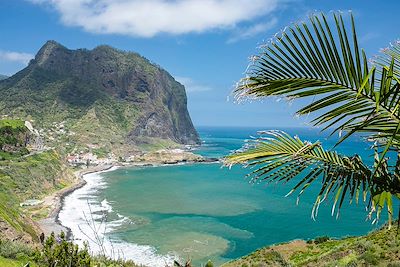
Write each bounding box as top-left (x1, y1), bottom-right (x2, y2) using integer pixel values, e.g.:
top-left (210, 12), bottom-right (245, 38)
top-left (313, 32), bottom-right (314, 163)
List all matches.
top-left (227, 18), bottom-right (278, 43)
top-left (176, 76), bottom-right (212, 93)
top-left (359, 32), bottom-right (380, 43)
top-left (28, 0), bottom-right (280, 37)
top-left (0, 51), bottom-right (34, 65)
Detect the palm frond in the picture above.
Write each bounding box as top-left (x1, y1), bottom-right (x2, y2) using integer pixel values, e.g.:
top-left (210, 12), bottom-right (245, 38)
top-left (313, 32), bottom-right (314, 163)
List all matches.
top-left (368, 153), bottom-right (400, 228)
top-left (225, 131), bottom-right (400, 225)
top-left (224, 131), bottom-right (371, 219)
top-left (374, 41), bottom-right (400, 76)
top-left (235, 12), bottom-right (400, 148)
top-left (229, 12), bottom-right (400, 227)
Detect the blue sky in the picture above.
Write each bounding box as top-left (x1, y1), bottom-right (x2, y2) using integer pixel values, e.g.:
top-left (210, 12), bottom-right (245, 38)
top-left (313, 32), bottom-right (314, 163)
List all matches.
top-left (0, 0), bottom-right (399, 127)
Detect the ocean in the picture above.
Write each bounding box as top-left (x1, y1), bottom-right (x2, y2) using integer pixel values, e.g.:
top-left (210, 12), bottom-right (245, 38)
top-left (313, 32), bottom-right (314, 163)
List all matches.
top-left (58, 126), bottom-right (388, 266)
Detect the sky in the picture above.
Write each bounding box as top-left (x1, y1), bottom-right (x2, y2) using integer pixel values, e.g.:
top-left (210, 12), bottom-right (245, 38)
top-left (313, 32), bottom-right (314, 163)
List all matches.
top-left (0, 0), bottom-right (399, 128)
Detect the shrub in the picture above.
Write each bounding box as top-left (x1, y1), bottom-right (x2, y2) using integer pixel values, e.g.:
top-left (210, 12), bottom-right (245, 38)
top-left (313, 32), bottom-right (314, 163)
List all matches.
top-left (354, 240), bottom-right (373, 253)
top-left (92, 256), bottom-right (138, 267)
top-left (34, 232), bottom-right (91, 267)
top-left (359, 251), bottom-right (379, 265)
top-left (314, 236), bottom-right (330, 244)
top-left (0, 239), bottom-right (34, 259)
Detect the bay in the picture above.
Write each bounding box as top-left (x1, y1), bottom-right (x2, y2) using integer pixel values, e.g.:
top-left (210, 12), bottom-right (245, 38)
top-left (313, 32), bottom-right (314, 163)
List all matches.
top-left (61, 127), bottom-right (386, 266)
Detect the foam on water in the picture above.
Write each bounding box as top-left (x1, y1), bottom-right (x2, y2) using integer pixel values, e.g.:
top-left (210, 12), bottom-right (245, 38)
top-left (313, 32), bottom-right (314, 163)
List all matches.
top-left (58, 167), bottom-right (178, 267)
top-left (58, 127), bottom-right (384, 266)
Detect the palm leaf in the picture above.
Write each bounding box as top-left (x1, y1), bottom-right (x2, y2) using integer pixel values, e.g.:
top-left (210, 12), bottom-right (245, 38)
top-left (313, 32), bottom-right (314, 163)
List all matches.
top-left (228, 12), bottom-right (400, 228)
top-left (225, 131), bottom-right (400, 225)
top-left (224, 131), bottom-right (371, 219)
top-left (368, 152), bottom-right (400, 228)
top-left (235, 12), bottom-right (400, 149)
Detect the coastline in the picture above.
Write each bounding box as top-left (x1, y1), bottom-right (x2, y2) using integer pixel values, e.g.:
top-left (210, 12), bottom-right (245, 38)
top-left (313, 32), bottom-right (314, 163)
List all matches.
top-left (53, 158), bottom-right (220, 266)
top-left (37, 164), bottom-right (115, 238)
top-left (37, 157), bottom-right (219, 239)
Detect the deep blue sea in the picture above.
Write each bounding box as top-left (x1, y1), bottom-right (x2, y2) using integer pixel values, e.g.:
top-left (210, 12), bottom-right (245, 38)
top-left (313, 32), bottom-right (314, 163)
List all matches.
top-left (60, 126), bottom-right (393, 266)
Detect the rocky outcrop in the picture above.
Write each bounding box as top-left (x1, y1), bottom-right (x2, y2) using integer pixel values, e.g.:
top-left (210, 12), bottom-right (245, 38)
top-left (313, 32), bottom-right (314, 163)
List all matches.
top-left (0, 40), bottom-right (200, 149)
top-left (133, 149), bottom-right (208, 164)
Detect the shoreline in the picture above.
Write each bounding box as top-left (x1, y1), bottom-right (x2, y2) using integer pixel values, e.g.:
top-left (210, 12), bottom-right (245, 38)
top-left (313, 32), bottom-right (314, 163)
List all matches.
top-left (37, 164), bottom-right (116, 238)
top-left (37, 157), bottom-right (220, 239)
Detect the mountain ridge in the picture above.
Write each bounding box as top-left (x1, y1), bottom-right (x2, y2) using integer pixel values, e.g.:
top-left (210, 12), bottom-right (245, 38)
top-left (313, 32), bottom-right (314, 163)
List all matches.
top-left (0, 41), bottom-right (200, 155)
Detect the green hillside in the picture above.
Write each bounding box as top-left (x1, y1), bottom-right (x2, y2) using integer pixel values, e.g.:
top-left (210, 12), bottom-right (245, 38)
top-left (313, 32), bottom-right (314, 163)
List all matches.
top-left (222, 224), bottom-right (400, 267)
top-left (0, 150), bottom-right (76, 242)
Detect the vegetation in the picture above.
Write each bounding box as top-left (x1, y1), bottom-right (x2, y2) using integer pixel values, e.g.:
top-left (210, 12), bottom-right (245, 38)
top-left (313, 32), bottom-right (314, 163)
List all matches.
top-left (0, 119), bottom-right (25, 129)
top-left (0, 231), bottom-right (218, 267)
top-left (0, 256), bottom-right (38, 267)
top-left (225, 12), bottom-right (400, 226)
top-left (137, 137), bottom-right (183, 152)
top-left (0, 232), bottom-right (140, 267)
top-left (0, 150), bottom-right (75, 241)
top-left (0, 119), bottom-right (29, 159)
top-left (0, 239), bottom-right (38, 266)
top-left (222, 223), bottom-right (400, 267)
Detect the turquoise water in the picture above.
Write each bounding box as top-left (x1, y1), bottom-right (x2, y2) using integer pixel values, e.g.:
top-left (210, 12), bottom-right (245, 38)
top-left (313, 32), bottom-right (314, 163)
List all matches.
top-left (99, 127), bottom-right (389, 265)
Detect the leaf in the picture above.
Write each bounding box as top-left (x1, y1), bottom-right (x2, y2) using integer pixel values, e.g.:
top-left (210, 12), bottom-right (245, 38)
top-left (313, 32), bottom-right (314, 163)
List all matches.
top-left (235, 12), bottom-right (400, 157)
top-left (230, 11), bottom-right (400, 227)
top-left (224, 131), bottom-right (371, 219)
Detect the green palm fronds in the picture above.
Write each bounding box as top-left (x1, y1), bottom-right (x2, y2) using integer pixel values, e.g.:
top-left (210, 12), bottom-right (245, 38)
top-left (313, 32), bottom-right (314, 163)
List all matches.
top-left (225, 131), bottom-right (400, 226)
top-left (236, 13), bottom-right (400, 147)
top-left (228, 12), bottom-right (400, 227)
top-left (368, 152), bottom-right (400, 227)
top-left (225, 131), bottom-right (371, 219)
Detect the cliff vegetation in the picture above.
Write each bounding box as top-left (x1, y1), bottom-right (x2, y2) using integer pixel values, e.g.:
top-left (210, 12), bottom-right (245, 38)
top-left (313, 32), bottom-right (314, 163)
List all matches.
top-left (222, 224), bottom-right (400, 267)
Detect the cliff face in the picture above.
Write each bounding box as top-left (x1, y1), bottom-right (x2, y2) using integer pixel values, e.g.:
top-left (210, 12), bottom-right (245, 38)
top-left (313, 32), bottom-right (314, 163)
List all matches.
top-left (0, 41), bottom-right (200, 150)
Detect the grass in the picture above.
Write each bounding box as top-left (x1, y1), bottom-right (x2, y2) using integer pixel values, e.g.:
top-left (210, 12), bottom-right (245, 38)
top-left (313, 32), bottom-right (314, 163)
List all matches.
top-left (0, 119), bottom-right (25, 129)
top-left (222, 223), bottom-right (400, 267)
top-left (0, 239), bottom-right (38, 267)
top-left (0, 255), bottom-right (38, 267)
top-left (137, 137), bottom-right (180, 152)
top-left (0, 151), bottom-right (26, 160)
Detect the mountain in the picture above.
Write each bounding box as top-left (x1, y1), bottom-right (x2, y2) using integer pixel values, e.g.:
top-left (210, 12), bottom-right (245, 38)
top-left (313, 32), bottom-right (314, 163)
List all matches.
top-left (0, 74), bottom-right (8, 80)
top-left (0, 41), bottom-right (199, 154)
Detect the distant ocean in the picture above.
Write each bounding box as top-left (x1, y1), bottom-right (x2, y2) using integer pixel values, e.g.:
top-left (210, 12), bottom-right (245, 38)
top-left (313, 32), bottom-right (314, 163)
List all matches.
top-left (58, 126), bottom-right (387, 266)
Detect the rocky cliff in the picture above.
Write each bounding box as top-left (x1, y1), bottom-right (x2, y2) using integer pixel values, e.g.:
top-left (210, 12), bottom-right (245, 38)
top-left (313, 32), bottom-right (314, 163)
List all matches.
top-left (0, 41), bottom-right (200, 153)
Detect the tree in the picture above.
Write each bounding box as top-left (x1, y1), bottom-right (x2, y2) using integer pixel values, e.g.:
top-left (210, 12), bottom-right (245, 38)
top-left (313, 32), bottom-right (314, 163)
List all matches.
top-left (224, 12), bottom-right (400, 228)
